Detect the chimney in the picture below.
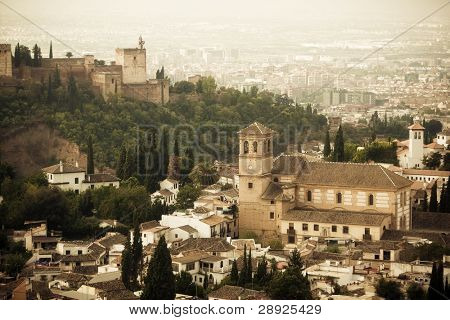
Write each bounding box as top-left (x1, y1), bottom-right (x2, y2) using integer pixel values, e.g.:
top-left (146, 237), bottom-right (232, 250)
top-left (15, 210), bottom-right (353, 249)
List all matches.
top-left (59, 160), bottom-right (63, 172)
top-left (75, 161), bottom-right (79, 168)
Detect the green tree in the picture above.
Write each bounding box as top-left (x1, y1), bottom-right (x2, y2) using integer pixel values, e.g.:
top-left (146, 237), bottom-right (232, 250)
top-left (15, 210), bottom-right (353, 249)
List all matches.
top-left (141, 236), bottom-right (175, 300)
top-left (429, 182), bottom-right (438, 212)
top-left (116, 144), bottom-right (127, 180)
top-left (87, 135), bottom-right (95, 175)
top-left (254, 255), bottom-right (268, 286)
top-left (288, 248), bottom-right (303, 269)
top-left (121, 236), bottom-right (133, 290)
top-left (173, 81), bottom-right (195, 94)
top-left (230, 260), bottom-right (239, 285)
top-left (131, 223), bottom-right (143, 289)
top-left (375, 278), bottom-right (404, 300)
top-left (238, 244), bottom-right (248, 287)
top-left (66, 51), bottom-right (73, 59)
top-left (422, 191), bottom-right (428, 212)
top-left (53, 66), bottom-right (61, 88)
top-left (428, 261), bottom-right (445, 300)
top-left (175, 271), bottom-right (194, 294)
top-left (247, 247), bottom-right (253, 284)
top-left (333, 125), bottom-right (345, 162)
top-left (268, 267), bottom-right (311, 299)
top-left (189, 162), bottom-right (218, 186)
top-left (439, 183), bottom-right (447, 213)
top-left (176, 184), bottom-right (201, 209)
top-left (67, 73), bottom-right (79, 111)
top-left (79, 189), bottom-right (94, 216)
top-left (422, 152), bottom-right (442, 169)
top-left (47, 74), bottom-right (53, 103)
top-left (406, 283), bottom-right (426, 300)
top-left (323, 129), bottom-right (331, 158)
top-left (32, 44), bottom-right (42, 67)
top-left (203, 270), bottom-right (209, 290)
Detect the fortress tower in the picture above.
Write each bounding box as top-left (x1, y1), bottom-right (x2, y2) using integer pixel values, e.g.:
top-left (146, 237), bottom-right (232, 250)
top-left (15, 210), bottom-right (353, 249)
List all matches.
top-left (115, 37), bottom-right (147, 84)
top-left (0, 44), bottom-right (13, 77)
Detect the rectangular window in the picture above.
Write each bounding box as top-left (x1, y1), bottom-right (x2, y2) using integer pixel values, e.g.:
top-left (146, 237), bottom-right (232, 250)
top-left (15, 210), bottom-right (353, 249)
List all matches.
top-left (288, 234), bottom-right (295, 244)
top-left (302, 223), bottom-right (308, 231)
top-left (269, 212), bottom-right (275, 220)
top-left (343, 226), bottom-right (349, 234)
top-left (314, 224), bottom-right (319, 231)
top-left (75, 177), bottom-right (79, 184)
top-left (77, 250), bottom-right (82, 255)
top-left (65, 250), bottom-right (70, 255)
top-left (90, 184), bottom-right (94, 189)
top-left (248, 183), bottom-right (253, 189)
top-left (186, 262), bottom-right (195, 271)
top-left (331, 225), bottom-right (337, 232)
top-left (374, 254), bottom-right (380, 260)
top-left (365, 228), bottom-right (370, 235)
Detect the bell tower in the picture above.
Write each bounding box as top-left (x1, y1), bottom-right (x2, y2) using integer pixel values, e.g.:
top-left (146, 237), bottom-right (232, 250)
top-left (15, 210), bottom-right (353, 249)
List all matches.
top-left (407, 118), bottom-right (424, 168)
top-left (238, 122), bottom-right (275, 207)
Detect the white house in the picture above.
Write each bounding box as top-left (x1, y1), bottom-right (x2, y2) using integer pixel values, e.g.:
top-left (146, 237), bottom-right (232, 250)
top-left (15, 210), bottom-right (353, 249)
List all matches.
top-left (436, 128), bottom-right (450, 149)
top-left (43, 161), bottom-right (119, 194)
top-left (150, 178), bottom-right (179, 205)
top-left (130, 221), bottom-right (169, 247)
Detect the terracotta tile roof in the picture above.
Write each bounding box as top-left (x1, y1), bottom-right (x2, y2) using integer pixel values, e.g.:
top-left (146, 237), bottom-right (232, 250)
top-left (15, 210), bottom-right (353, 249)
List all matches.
top-left (230, 239), bottom-right (256, 251)
top-left (177, 225), bottom-right (198, 234)
top-left (272, 154), bottom-right (308, 175)
top-left (408, 123), bottom-right (425, 130)
top-left (424, 142), bottom-right (444, 149)
top-left (208, 285), bottom-right (268, 300)
top-left (402, 168), bottom-right (450, 177)
top-left (97, 233), bottom-right (127, 249)
top-left (298, 162), bottom-right (412, 190)
top-left (380, 230), bottom-right (450, 246)
top-left (42, 163), bottom-right (85, 174)
top-left (172, 238), bottom-right (235, 254)
top-left (261, 182), bottom-right (282, 200)
top-left (60, 254), bottom-right (97, 263)
top-left (172, 251), bottom-right (210, 264)
top-left (88, 279), bottom-right (138, 300)
top-left (201, 215), bottom-right (226, 226)
top-left (159, 189), bottom-right (174, 197)
top-left (72, 266), bottom-right (98, 275)
top-left (140, 221), bottom-right (160, 231)
top-left (282, 208), bottom-right (391, 227)
top-left (88, 243), bottom-right (106, 259)
top-left (238, 122), bottom-right (275, 135)
top-left (193, 206), bottom-right (210, 214)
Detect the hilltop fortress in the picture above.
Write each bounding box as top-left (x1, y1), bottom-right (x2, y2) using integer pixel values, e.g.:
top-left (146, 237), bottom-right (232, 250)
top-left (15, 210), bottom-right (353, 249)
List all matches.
top-left (0, 37), bottom-right (169, 104)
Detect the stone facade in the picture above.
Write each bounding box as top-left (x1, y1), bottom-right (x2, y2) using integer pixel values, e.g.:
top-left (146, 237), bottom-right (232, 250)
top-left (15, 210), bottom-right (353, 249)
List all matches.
top-left (238, 122), bottom-right (413, 245)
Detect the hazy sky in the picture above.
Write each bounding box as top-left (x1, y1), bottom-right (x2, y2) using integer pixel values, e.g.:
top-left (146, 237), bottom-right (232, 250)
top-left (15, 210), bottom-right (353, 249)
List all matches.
top-left (2, 0), bottom-right (449, 22)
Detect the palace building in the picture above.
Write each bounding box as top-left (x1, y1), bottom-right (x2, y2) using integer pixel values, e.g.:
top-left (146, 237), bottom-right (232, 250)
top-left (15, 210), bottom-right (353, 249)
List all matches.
top-left (238, 122), bottom-right (413, 245)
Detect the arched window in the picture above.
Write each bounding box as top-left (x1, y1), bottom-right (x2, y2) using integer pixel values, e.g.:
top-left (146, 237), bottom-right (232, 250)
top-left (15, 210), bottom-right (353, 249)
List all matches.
top-left (336, 192), bottom-right (342, 204)
top-left (253, 141), bottom-right (258, 153)
top-left (267, 139), bottom-right (271, 152)
top-left (368, 194), bottom-right (374, 206)
top-left (307, 190), bottom-right (312, 202)
top-left (243, 141), bottom-right (249, 154)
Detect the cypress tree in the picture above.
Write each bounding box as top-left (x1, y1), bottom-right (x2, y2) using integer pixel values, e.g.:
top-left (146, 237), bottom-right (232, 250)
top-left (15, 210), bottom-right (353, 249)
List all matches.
top-left (323, 129), bottom-right (331, 158)
top-left (247, 247), bottom-right (253, 284)
top-left (141, 236), bottom-right (175, 300)
top-left (14, 43), bottom-right (22, 67)
top-left (333, 125), bottom-right (345, 162)
top-left (230, 260), bottom-right (239, 285)
top-left (131, 223), bottom-right (143, 289)
top-left (47, 74), bottom-right (53, 103)
top-left (121, 236), bottom-right (133, 290)
top-left (174, 139), bottom-right (180, 157)
top-left (203, 270), bottom-right (209, 290)
top-left (429, 182), bottom-right (438, 212)
top-left (53, 66), bottom-right (61, 88)
top-left (86, 135), bottom-right (94, 175)
top-left (238, 244), bottom-right (247, 287)
top-left (124, 145), bottom-right (137, 180)
top-left (160, 127), bottom-right (170, 179)
top-left (255, 255), bottom-right (268, 285)
top-left (67, 73), bottom-right (79, 111)
top-left (439, 183), bottom-right (447, 213)
top-left (428, 261), bottom-right (445, 300)
top-left (116, 144), bottom-right (127, 180)
top-left (422, 191), bottom-right (428, 212)
top-left (49, 41), bottom-right (53, 59)
top-left (289, 248), bottom-right (304, 270)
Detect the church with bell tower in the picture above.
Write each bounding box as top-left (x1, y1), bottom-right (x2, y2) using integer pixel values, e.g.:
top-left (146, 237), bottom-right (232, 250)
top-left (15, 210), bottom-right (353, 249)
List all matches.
top-left (237, 122), bottom-right (413, 245)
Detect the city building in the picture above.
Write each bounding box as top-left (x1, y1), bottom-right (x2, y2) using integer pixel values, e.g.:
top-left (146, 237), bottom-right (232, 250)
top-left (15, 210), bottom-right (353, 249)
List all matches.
top-left (238, 122), bottom-right (413, 245)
